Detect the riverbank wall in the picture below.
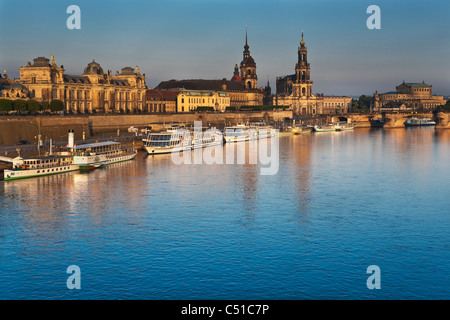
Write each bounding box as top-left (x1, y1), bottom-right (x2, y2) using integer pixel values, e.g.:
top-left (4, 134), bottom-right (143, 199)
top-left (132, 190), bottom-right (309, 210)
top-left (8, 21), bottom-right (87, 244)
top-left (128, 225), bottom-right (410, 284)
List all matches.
top-left (0, 110), bottom-right (292, 145)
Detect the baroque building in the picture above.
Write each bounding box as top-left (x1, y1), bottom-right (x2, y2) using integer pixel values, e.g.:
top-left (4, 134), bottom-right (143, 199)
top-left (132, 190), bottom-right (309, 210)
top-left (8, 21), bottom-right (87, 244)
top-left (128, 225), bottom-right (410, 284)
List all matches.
top-left (156, 29), bottom-right (263, 108)
top-left (146, 89), bottom-right (230, 113)
top-left (176, 89), bottom-right (230, 112)
top-left (16, 56), bottom-right (147, 113)
top-left (372, 81), bottom-right (445, 111)
top-left (0, 70), bottom-right (31, 100)
top-left (145, 89), bottom-right (178, 113)
top-left (274, 32), bottom-right (351, 115)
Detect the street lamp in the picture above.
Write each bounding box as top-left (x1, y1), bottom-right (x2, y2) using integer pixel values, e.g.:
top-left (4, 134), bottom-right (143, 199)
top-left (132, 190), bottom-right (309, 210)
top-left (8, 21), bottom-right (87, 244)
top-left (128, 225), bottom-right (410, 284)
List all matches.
top-left (29, 121), bottom-right (41, 157)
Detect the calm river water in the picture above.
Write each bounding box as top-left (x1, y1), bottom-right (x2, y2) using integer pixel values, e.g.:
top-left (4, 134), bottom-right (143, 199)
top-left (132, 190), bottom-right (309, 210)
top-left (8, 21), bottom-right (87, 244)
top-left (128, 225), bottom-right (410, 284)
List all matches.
top-left (0, 127), bottom-right (449, 299)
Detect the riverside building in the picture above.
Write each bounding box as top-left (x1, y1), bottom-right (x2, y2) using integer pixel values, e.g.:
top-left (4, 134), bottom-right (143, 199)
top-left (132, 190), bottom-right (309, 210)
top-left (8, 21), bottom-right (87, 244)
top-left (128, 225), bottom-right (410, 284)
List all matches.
top-left (274, 32), bottom-right (352, 115)
top-left (372, 81), bottom-right (445, 111)
top-left (16, 56), bottom-right (147, 113)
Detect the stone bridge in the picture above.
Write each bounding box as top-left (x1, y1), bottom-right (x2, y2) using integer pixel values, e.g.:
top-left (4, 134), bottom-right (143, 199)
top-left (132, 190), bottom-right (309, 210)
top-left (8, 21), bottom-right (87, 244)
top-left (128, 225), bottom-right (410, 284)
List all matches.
top-left (332, 112), bottom-right (446, 128)
top-left (321, 114), bottom-right (381, 128)
top-left (435, 112), bottom-right (450, 129)
top-left (380, 112), bottom-right (434, 128)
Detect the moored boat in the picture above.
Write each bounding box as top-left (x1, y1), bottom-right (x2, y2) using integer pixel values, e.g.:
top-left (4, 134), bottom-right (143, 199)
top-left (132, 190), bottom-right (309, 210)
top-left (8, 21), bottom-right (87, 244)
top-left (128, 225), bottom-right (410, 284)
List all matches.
top-left (293, 124), bottom-right (313, 134)
top-left (3, 155), bottom-right (78, 181)
top-left (404, 117), bottom-right (436, 127)
top-left (191, 127), bottom-right (223, 149)
top-left (144, 126), bottom-right (191, 154)
top-left (250, 122), bottom-right (277, 139)
top-left (313, 124), bottom-right (336, 132)
top-left (73, 141), bottom-right (137, 169)
top-left (224, 124), bottom-right (256, 143)
top-left (290, 126), bottom-right (300, 134)
top-left (334, 122), bottom-right (354, 131)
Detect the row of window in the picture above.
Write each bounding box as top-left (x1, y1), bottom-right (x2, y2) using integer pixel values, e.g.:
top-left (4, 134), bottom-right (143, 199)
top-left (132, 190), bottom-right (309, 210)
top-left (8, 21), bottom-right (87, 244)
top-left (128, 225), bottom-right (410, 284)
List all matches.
top-left (181, 97), bottom-right (228, 104)
top-left (36, 166), bottom-right (71, 173)
top-left (52, 89), bottom-right (142, 100)
top-left (324, 102), bottom-right (350, 107)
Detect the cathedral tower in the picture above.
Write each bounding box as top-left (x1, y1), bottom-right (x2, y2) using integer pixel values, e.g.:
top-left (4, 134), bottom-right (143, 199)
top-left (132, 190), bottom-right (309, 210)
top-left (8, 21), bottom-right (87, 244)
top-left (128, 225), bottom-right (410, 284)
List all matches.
top-left (295, 31), bottom-right (313, 97)
top-left (240, 27), bottom-right (258, 90)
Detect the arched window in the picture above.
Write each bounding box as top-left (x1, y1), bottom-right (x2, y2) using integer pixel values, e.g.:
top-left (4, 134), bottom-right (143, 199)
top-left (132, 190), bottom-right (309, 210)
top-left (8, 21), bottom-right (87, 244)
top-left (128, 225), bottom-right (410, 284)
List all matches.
top-left (247, 81), bottom-right (252, 89)
top-left (302, 87), bottom-right (306, 96)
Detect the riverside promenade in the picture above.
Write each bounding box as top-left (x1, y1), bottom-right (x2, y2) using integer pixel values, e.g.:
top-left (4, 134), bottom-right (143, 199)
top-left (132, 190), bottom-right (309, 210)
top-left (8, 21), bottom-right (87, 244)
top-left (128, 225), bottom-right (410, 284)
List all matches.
top-left (0, 110), bottom-right (293, 145)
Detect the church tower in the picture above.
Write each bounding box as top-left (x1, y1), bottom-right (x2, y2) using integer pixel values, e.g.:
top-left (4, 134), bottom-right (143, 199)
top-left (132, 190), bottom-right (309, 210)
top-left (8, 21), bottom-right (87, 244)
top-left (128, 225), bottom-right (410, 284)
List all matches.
top-left (295, 31), bottom-right (313, 97)
top-left (233, 63), bottom-right (239, 78)
top-left (231, 63), bottom-right (242, 82)
top-left (240, 27), bottom-right (257, 90)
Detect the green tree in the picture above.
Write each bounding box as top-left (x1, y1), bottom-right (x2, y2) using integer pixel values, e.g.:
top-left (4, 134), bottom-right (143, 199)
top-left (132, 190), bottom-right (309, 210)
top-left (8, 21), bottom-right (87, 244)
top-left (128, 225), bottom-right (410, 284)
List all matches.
top-left (0, 99), bottom-right (13, 112)
top-left (49, 99), bottom-right (64, 112)
top-left (358, 95), bottom-right (371, 109)
top-left (12, 99), bottom-right (27, 111)
top-left (351, 95), bottom-right (371, 113)
top-left (26, 99), bottom-right (41, 112)
top-left (41, 101), bottom-right (50, 111)
top-left (440, 99), bottom-right (450, 112)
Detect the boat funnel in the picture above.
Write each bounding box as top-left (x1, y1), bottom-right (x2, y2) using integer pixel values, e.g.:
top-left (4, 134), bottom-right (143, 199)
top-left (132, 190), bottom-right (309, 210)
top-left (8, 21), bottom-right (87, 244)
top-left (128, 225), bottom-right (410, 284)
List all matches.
top-left (68, 130), bottom-right (74, 148)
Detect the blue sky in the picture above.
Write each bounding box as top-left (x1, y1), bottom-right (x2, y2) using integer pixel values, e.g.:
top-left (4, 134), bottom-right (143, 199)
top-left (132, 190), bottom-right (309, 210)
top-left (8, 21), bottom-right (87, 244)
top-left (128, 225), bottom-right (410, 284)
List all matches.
top-left (1, 0), bottom-right (449, 96)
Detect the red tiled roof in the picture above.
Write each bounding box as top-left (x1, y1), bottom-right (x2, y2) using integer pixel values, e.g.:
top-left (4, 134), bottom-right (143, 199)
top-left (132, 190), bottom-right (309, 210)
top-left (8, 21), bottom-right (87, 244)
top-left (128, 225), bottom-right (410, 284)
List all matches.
top-left (156, 79), bottom-right (248, 92)
top-left (231, 75), bottom-right (242, 82)
top-left (146, 89), bottom-right (179, 101)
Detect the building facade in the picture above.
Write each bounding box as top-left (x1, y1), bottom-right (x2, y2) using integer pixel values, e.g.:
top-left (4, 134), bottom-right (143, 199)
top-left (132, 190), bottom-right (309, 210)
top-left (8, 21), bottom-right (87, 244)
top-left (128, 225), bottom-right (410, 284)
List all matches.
top-left (176, 90), bottom-right (230, 112)
top-left (145, 89), bottom-right (178, 113)
top-left (146, 89), bottom-right (230, 113)
top-left (16, 56), bottom-right (147, 113)
top-left (156, 29), bottom-right (263, 108)
top-left (0, 70), bottom-right (31, 100)
top-left (322, 96), bottom-right (352, 114)
top-left (274, 32), bottom-right (351, 115)
top-left (372, 81), bottom-right (445, 111)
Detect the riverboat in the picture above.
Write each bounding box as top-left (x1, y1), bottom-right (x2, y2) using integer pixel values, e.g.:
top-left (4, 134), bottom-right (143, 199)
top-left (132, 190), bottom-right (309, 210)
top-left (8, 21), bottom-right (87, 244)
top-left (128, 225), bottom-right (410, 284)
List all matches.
top-left (334, 122), bottom-right (354, 131)
top-left (313, 124), bottom-right (336, 132)
top-left (404, 117), bottom-right (436, 127)
top-left (224, 124), bottom-right (257, 143)
top-left (191, 127), bottom-right (223, 149)
top-left (72, 141), bottom-right (137, 170)
top-left (3, 155), bottom-right (78, 181)
top-left (250, 122), bottom-right (277, 139)
top-left (144, 126), bottom-right (191, 154)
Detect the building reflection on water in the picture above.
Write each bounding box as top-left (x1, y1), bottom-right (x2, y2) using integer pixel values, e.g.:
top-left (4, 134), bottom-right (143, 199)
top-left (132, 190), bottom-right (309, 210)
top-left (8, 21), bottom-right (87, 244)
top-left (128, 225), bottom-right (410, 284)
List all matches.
top-left (290, 135), bottom-right (312, 217)
top-left (1, 128), bottom-right (447, 237)
top-left (0, 152), bottom-right (150, 238)
top-left (382, 127), bottom-right (436, 173)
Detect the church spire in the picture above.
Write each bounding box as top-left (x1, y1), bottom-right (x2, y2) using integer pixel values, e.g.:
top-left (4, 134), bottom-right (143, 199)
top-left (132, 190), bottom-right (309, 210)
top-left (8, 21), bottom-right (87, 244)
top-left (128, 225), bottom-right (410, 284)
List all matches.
top-left (245, 25), bottom-right (248, 47)
top-left (243, 25), bottom-right (250, 59)
top-left (300, 30), bottom-right (305, 47)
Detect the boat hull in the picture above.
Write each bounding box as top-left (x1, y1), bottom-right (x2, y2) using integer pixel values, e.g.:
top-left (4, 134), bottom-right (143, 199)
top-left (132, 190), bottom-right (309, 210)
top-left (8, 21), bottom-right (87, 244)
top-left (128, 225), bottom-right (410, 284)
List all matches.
top-left (224, 136), bottom-right (253, 143)
top-left (144, 145), bottom-right (190, 154)
top-left (314, 127), bottom-right (335, 132)
top-left (74, 152), bottom-right (137, 166)
top-left (404, 123), bottom-right (436, 127)
top-left (192, 140), bottom-right (222, 149)
top-left (334, 126), bottom-right (354, 131)
top-left (4, 165), bottom-right (79, 181)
